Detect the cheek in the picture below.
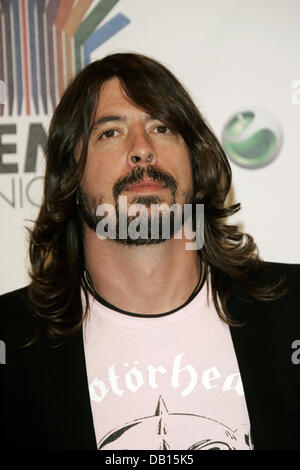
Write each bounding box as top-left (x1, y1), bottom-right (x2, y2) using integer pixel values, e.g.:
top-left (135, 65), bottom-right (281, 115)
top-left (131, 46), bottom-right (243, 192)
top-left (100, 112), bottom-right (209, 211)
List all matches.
top-left (169, 147), bottom-right (193, 188)
top-left (81, 151), bottom-right (122, 195)
top-left (80, 153), bottom-right (103, 192)
top-left (181, 148), bottom-right (193, 187)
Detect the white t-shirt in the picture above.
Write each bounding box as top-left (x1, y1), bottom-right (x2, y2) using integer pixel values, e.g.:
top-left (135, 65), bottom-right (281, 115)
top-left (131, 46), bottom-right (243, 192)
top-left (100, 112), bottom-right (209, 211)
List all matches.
top-left (82, 280), bottom-right (253, 450)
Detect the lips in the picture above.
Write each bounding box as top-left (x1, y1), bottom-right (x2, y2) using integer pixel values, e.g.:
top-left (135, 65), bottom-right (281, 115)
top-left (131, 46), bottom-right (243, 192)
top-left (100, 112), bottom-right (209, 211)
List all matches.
top-left (127, 179), bottom-right (164, 192)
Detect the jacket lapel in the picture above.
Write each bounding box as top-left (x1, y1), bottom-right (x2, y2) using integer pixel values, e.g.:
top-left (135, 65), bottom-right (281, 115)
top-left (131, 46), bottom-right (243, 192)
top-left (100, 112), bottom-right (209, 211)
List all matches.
top-left (228, 293), bottom-right (283, 449)
top-left (41, 327), bottom-right (97, 449)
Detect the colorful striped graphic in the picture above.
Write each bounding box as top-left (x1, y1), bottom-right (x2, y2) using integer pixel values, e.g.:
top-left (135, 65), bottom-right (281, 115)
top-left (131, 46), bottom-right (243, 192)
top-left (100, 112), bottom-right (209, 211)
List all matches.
top-left (0, 3), bottom-right (5, 114)
top-left (0, 0), bottom-right (130, 116)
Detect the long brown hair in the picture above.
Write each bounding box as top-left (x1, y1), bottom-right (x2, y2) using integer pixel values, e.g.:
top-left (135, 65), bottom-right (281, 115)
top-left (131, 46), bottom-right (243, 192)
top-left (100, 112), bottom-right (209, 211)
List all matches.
top-left (27, 52), bottom-right (285, 346)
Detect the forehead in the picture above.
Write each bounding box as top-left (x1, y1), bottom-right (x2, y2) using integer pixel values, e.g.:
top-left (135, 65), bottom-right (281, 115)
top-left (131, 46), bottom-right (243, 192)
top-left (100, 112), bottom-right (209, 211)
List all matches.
top-left (95, 77), bottom-right (141, 115)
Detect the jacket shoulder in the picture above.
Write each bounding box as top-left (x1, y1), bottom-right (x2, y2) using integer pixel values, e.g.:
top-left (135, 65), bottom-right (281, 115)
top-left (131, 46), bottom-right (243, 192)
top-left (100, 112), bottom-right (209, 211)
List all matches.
top-left (0, 285), bottom-right (29, 303)
top-left (0, 286), bottom-right (37, 346)
top-left (227, 261), bottom-right (300, 321)
top-left (260, 261), bottom-right (300, 296)
top-left (262, 261), bottom-right (300, 279)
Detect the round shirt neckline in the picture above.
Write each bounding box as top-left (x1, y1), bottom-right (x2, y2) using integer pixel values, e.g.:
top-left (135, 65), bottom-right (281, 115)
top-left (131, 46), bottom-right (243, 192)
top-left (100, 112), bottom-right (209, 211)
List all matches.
top-left (81, 279), bottom-right (209, 330)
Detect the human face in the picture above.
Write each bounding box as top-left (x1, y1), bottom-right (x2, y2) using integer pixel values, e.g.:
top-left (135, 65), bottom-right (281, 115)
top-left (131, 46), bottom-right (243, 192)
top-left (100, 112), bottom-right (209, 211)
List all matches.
top-left (78, 77), bottom-right (193, 242)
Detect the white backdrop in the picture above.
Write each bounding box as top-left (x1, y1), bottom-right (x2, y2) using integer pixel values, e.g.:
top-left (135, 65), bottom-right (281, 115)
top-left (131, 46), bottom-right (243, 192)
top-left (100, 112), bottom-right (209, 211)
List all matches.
top-left (0, 0), bottom-right (299, 294)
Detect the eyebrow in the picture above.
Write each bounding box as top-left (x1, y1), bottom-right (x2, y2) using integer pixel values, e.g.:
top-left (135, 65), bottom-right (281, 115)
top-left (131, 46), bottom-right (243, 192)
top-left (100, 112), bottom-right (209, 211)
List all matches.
top-left (90, 113), bottom-right (157, 133)
top-left (90, 115), bottom-right (126, 132)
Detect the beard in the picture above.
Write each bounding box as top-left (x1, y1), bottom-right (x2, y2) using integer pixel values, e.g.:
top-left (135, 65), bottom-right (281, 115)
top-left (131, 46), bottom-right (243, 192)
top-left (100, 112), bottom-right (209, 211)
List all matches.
top-left (77, 165), bottom-right (193, 246)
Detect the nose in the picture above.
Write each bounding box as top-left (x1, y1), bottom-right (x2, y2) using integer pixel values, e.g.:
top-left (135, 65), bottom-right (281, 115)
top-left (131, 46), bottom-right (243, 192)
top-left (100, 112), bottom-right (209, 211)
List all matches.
top-left (127, 128), bottom-right (157, 168)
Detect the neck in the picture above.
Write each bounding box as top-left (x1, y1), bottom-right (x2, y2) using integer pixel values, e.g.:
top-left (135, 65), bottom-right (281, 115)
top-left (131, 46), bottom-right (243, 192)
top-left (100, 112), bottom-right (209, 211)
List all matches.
top-left (83, 227), bottom-right (202, 315)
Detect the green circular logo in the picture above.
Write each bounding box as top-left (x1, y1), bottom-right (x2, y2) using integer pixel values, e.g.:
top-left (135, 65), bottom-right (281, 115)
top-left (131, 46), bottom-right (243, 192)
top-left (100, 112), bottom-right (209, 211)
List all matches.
top-left (222, 108), bottom-right (283, 169)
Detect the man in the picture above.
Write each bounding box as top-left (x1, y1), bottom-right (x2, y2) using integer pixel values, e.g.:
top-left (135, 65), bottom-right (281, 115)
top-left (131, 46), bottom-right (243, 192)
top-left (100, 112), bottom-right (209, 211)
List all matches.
top-left (1, 53), bottom-right (300, 450)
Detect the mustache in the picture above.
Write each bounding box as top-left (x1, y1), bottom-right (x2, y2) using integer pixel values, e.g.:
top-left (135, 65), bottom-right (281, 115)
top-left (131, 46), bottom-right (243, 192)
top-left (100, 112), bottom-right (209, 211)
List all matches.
top-left (112, 165), bottom-right (177, 201)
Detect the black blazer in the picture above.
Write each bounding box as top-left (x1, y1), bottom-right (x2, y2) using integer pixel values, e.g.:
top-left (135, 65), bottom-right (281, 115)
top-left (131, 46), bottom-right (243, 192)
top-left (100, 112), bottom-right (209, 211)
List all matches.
top-left (1, 262), bottom-right (300, 450)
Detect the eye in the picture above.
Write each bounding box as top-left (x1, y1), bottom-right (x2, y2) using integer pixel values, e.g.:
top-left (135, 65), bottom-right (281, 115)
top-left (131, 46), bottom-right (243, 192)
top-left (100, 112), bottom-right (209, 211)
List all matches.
top-left (99, 129), bottom-right (119, 140)
top-left (153, 125), bottom-right (172, 135)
